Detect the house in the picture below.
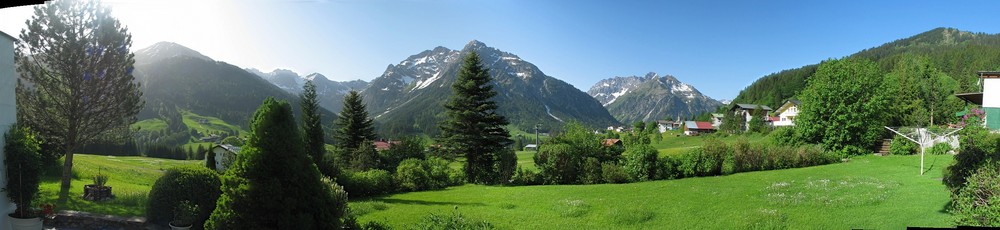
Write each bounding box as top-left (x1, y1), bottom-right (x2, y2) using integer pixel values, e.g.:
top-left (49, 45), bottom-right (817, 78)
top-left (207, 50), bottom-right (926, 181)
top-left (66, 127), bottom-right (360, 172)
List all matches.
top-left (656, 120), bottom-right (674, 133)
top-left (373, 140), bottom-right (401, 151)
top-left (602, 139), bottom-right (623, 147)
top-left (683, 121), bottom-right (717, 136)
top-left (212, 144), bottom-right (242, 172)
top-left (0, 30), bottom-right (18, 224)
top-left (199, 134), bottom-right (221, 142)
top-left (730, 103), bottom-right (773, 131)
top-left (772, 100), bottom-right (801, 127)
top-left (710, 113), bottom-right (725, 127)
top-left (524, 144), bottom-right (538, 151)
top-left (956, 71), bottom-right (1000, 130)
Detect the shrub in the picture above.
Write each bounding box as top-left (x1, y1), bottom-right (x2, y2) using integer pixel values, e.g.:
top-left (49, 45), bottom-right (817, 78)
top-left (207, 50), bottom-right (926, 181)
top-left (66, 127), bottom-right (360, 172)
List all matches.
top-left (147, 166), bottom-right (221, 229)
top-left (580, 157), bottom-right (603, 184)
top-left (510, 166), bottom-right (543, 186)
top-left (944, 128), bottom-right (1000, 193)
top-left (3, 125), bottom-right (42, 218)
top-left (340, 169), bottom-right (395, 198)
top-left (496, 148), bottom-right (518, 184)
top-left (656, 156), bottom-right (680, 180)
top-left (929, 142), bottom-right (953, 155)
top-left (321, 177), bottom-right (349, 227)
top-left (675, 148), bottom-right (703, 178)
top-left (396, 159), bottom-right (431, 192)
top-left (426, 157), bottom-right (462, 188)
top-left (889, 135), bottom-right (918, 155)
top-left (172, 200), bottom-right (198, 227)
top-left (700, 138), bottom-right (730, 176)
top-left (623, 145), bottom-right (658, 182)
top-left (601, 162), bottom-right (630, 184)
top-left (770, 127), bottom-right (803, 147)
top-left (534, 143), bottom-right (581, 184)
top-left (378, 136), bottom-right (426, 171)
top-left (732, 139), bottom-right (759, 173)
top-left (952, 161), bottom-right (1000, 226)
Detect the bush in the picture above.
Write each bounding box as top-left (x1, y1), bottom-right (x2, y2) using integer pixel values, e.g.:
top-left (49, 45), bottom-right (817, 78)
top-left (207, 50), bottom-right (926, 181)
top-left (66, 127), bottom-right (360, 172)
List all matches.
top-left (929, 142), bottom-right (953, 155)
top-left (770, 127), bottom-right (803, 147)
top-left (700, 138), bottom-right (730, 176)
top-left (944, 128), bottom-right (1000, 193)
top-left (601, 162), bottom-right (630, 184)
top-left (379, 136), bottom-right (426, 171)
top-left (426, 157), bottom-right (463, 188)
top-left (675, 148), bottom-right (703, 178)
top-left (952, 161), bottom-right (1000, 226)
top-left (889, 135), bottom-right (918, 155)
top-left (396, 159), bottom-right (431, 192)
top-left (147, 166), bottom-right (221, 229)
top-left (534, 143), bottom-right (581, 184)
top-left (656, 156), bottom-right (680, 180)
top-left (340, 169), bottom-right (395, 198)
top-left (580, 157), bottom-right (603, 184)
top-left (321, 177), bottom-right (349, 227)
top-left (4, 125), bottom-right (42, 218)
top-left (623, 145), bottom-right (658, 181)
top-left (510, 166), bottom-right (543, 185)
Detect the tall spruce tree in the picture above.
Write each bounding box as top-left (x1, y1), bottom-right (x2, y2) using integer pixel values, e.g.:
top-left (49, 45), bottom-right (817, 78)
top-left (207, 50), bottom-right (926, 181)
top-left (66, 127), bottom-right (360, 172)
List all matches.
top-left (301, 80), bottom-right (325, 169)
top-left (15, 0), bottom-right (144, 198)
top-left (334, 91), bottom-right (376, 151)
top-left (438, 51), bottom-right (513, 184)
top-left (206, 97), bottom-right (342, 229)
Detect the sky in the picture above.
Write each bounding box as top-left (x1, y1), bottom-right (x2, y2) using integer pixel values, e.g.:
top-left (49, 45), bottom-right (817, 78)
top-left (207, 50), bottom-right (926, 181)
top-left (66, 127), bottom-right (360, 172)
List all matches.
top-left (2, 0), bottom-right (1000, 100)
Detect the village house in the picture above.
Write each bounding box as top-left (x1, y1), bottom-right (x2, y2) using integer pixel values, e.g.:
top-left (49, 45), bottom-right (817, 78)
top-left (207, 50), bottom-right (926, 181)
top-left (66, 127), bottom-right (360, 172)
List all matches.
top-left (602, 138), bottom-right (623, 147)
top-left (710, 113), bottom-right (725, 127)
top-left (956, 71), bottom-right (1000, 130)
top-left (730, 103), bottom-right (773, 131)
top-left (772, 99), bottom-right (801, 127)
top-left (683, 121), bottom-right (716, 136)
top-left (212, 144), bottom-right (241, 172)
top-left (373, 140), bottom-right (401, 151)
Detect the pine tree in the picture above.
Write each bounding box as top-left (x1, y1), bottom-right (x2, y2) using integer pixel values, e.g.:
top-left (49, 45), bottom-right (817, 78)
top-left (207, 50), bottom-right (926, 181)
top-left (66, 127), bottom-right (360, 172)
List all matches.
top-left (300, 80), bottom-right (326, 171)
top-left (438, 51), bottom-right (513, 185)
top-left (205, 145), bottom-right (216, 170)
top-left (334, 91), bottom-right (376, 151)
top-left (206, 97), bottom-right (342, 229)
top-left (15, 0), bottom-right (145, 198)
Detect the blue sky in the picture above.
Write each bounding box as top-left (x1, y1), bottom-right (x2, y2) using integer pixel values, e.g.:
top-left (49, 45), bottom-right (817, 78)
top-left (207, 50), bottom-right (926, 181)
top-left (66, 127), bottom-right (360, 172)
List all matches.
top-left (2, 0), bottom-right (1000, 100)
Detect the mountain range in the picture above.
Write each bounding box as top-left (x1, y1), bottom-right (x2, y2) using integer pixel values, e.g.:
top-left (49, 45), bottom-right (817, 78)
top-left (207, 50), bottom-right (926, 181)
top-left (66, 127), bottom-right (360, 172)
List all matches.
top-left (361, 40), bottom-right (620, 135)
top-left (587, 72), bottom-right (722, 123)
top-left (246, 68), bottom-right (368, 113)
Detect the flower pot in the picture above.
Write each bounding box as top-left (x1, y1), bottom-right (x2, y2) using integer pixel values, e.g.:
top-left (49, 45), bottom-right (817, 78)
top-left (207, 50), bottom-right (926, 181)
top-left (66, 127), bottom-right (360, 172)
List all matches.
top-left (169, 221), bottom-right (192, 230)
top-left (8, 215), bottom-right (42, 230)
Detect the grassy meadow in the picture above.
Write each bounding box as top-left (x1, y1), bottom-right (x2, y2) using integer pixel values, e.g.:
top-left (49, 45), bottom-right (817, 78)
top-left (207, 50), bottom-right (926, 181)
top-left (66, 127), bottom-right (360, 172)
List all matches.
top-left (36, 154), bottom-right (201, 217)
top-left (353, 154), bottom-right (955, 229)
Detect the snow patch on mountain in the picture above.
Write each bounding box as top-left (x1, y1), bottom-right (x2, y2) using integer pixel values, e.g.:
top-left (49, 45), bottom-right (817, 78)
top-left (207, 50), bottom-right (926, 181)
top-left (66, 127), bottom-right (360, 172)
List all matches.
top-left (545, 104), bottom-right (564, 122)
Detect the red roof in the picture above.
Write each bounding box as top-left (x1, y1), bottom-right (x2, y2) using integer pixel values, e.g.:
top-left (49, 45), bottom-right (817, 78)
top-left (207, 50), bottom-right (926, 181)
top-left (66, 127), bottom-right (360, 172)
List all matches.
top-left (373, 141), bottom-right (401, 151)
top-left (602, 139), bottom-right (622, 147)
top-left (686, 121), bottom-right (715, 130)
top-left (768, 116), bottom-right (780, 122)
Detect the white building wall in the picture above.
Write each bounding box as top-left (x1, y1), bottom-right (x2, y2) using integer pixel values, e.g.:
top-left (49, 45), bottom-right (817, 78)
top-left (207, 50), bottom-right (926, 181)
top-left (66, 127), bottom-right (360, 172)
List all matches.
top-left (0, 32), bottom-right (17, 229)
top-left (983, 78), bottom-right (1000, 108)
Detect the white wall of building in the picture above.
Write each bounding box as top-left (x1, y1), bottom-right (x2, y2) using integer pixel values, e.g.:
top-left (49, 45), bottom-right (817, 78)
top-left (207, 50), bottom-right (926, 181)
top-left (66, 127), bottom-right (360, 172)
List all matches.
top-left (1, 32), bottom-right (18, 229)
top-left (983, 78), bottom-right (1000, 108)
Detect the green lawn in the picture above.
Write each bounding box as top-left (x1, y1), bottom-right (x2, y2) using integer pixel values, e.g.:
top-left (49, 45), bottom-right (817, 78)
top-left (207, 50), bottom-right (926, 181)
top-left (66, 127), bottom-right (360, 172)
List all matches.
top-left (651, 131), bottom-right (769, 157)
top-left (352, 154), bottom-right (955, 229)
top-left (131, 118), bottom-right (167, 132)
top-left (36, 154), bottom-right (201, 217)
top-left (181, 110), bottom-right (244, 136)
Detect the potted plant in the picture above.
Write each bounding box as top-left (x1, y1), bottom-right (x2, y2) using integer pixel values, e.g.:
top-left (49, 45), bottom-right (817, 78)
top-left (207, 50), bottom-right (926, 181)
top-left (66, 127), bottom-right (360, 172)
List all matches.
top-left (3, 126), bottom-right (43, 230)
top-left (169, 201), bottom-right (198, 230)
top-left (83, 170), bottom-right (113, 201)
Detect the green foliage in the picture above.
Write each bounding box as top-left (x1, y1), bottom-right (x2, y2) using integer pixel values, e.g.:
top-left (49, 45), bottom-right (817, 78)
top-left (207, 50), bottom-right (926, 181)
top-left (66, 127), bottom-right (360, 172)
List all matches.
top-left (350, 141), bottom-right (380, 171)
top-left (15, 0), bottom-right (145, 197)
top-left (533, 121), bottom-right (624, 184)
top-left (438, 51), bottom-right (513, 185)
top-left (747, 106), bottom-right (769, 133)
top-left (172, 200), bottom-right (199, 227)
top-left (732, 65), bottom-right (818, 110)
top-left (888, 135), bottom-right (918, 155)
top-left (769, 127), bottom-right (803, 147)
top-left (396, 159), bottom-right (431, 192)
top-left (720, 110), bottom-right (746, 134)
top-left (205, 146), bottom-right (216, 170)
top-left (339, 169), bottom-right (395, 198)
top-left (301, 80), bottom-right (327, 173)
top-left (795, 58), bottom-right (889, 156)
top-left (407, 211), bottom-right (496, 230)
top-left (335, 90), bottom-right (377, 151)
top-left (580, 157), bottom-right (603, 184)
top-left (320, 177), bottom-right (349, 226)
top-left (3, 125), bottom-right (42, 218)
top-left (623, 145), bottom-right (659, 182)
top-left (670, 141), bottom-right (837, 179)
top-left (379, 136), bottom-right (426, 171)
top-left (601, 162), bottom-right (630, 184)
top-left (510, 166), bottom-right (543, 186)
top-left (147, 166), bottom-right (221, 229)
top-left (206, 97), bottom-right (342, 229)
top-left (92, 173), bottom-right (110, 187)
top-left (929, 142), bottom-right (953, 155)
top-left (951, 161), bottom-right (1000, 226)
top-left (882, 55), bottom-right (962, 126)
top-left (944, 126), bottom-right (1000, 194)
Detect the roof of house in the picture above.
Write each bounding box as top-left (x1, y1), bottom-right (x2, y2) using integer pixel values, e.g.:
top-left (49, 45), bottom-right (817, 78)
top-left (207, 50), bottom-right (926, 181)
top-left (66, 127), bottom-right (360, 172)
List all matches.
top-left (979, 71), bottom-right (1000, 78)
top-left (657, 120), bottom-right (673, 124)
top-left (373, 141), bottom-right (401, 151)
top-left (711, 113), bottom-right (724, 118)
top-left (525, 144), bottom-right (538, 148)
top-left (955, 92), bottom-right (983, 105)
top-left (768, 116), bottom-right (780, 122)
top-left (684, 121), bottom-right (716, 130)
top-left (602, 139), bottom-right (622, 146)
top-left (732, 103), bottom-right (773, 111)
top-left (214, 144), bottom-right (241, 154)
top-left (775, 99), bottom-right (801, 114)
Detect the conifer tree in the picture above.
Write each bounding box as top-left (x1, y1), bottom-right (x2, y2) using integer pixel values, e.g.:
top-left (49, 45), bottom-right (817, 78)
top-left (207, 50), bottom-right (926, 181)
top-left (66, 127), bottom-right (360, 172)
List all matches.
top-left (334, 91), bottom-right (376, 151)
top-left (206, 97), bottom-right (341, 229)
top-left (301, 80), bottom-right (325, 169)
top-left (438, 51), bottom-right (513, 184)
top-left (15, 0), bottom-right (144, 198)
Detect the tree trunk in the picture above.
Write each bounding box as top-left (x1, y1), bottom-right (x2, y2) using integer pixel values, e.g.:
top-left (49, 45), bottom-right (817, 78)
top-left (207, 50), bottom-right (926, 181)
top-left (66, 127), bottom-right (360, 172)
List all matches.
top-left (59, 148), bottom-right (74, 200)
